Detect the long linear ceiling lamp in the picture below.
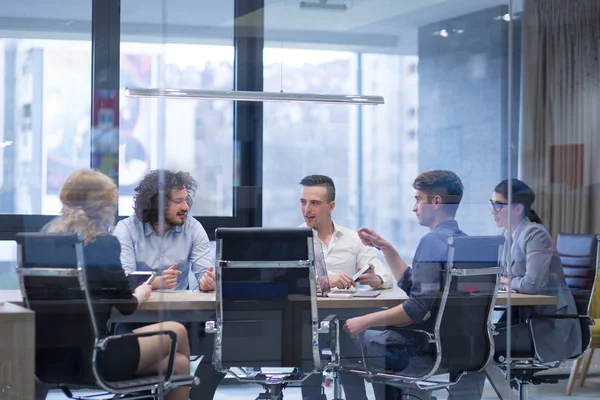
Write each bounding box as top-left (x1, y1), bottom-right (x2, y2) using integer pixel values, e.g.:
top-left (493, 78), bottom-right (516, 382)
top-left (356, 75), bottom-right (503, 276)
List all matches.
top-left (299, 0), bottom-right (349, 12)
top-left (125, 88), bottom-right (384, 105)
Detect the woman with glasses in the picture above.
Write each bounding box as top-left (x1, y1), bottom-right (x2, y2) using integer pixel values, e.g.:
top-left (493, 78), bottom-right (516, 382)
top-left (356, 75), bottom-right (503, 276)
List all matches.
top-left (489, 178), bottom-right (581, 363)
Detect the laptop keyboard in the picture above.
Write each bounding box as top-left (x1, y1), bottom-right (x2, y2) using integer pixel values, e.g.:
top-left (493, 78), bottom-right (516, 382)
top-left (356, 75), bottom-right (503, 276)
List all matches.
top-left (329, 289), bottom-right (356, 295)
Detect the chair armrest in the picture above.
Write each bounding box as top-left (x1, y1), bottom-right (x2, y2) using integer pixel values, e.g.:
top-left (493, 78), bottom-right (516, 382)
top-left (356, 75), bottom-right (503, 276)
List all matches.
top-left (386, 326), bottom-right (436, 343)
top-left (318, 314), bottom-right (340, 367)
top-left (527, 314), bottom-right (595, 325)
top-left (99, 330), bottom-right (178, 384)
top-left (318, 314), bottom-right (338, 334)
top-left (205, 320), bottom-right (217, 334)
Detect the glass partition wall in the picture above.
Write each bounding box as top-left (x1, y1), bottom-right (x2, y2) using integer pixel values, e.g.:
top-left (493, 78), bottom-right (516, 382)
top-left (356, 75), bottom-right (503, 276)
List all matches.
top-left (1, 0), bottom-right (599, 399)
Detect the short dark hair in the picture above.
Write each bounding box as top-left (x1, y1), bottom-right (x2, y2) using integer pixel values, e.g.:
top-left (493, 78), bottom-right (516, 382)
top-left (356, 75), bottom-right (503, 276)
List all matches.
top-left (413, 170), bottom-right (464, 216)
top-left (299, 175), bottom-right (336, 202)
top-left (133, 170), bottom-right (197, 224)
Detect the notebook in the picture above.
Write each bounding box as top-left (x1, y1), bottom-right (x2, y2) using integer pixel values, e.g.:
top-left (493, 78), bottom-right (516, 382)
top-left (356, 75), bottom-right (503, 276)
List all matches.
top-left (313, 238), bottom-right (380, 298)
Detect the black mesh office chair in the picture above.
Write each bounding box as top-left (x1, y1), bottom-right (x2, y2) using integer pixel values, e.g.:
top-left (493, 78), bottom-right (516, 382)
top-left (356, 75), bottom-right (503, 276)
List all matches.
top-left (16, 232), bottom-right (199, 399)
top-left (205, 227), bottom-right (340, 400)
top-left (346, 236), bottom-right (504, 399)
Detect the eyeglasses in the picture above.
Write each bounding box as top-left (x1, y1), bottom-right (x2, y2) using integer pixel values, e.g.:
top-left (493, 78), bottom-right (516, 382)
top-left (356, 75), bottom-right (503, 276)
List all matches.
top-left (489, 199), bottom-right (509, 212)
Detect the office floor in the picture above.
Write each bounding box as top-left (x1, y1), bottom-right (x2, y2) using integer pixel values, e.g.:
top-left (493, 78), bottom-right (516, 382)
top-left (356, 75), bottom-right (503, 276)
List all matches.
top-left (45, 375), bottom-right (600, 400)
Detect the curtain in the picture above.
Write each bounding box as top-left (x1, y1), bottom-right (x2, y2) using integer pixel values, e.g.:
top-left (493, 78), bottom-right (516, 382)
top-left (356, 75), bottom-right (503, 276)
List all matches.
top-left (519, 0), bottom-right (600, 237)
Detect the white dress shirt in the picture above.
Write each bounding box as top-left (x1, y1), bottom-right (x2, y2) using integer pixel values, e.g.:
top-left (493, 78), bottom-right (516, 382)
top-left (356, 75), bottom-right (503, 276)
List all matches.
top-left (301, 221), bottom-right (393, 289)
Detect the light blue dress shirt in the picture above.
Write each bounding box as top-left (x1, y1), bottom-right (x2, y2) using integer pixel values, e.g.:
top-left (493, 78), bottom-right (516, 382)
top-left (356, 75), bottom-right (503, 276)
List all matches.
top-left (113, 214), bottom-right (212, 290)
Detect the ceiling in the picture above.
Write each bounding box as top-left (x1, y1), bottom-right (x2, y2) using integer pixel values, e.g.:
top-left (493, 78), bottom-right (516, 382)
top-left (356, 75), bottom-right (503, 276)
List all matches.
top-left (0, 0), bottom-right (523, 54)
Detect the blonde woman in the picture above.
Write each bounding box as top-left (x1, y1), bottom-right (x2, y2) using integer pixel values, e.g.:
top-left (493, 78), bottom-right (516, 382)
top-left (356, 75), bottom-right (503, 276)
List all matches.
top-left (45, 169), bottom-right (191, 400)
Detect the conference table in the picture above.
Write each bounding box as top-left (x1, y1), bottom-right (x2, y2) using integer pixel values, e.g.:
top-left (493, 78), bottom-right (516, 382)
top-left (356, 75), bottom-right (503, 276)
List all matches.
top-left (0, 288), bottom-right (555, 400)
top-left (0, 287), bottom-right (558, 309)
top-left (0, 287), bottom-right (557, 328)
top-left (0, 286), bottom-right (556, 313)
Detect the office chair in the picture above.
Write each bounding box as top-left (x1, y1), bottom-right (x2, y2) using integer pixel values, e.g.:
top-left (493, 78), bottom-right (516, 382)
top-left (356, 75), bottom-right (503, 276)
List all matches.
top-left (16, 232), bottom-right (199, 399)
top-left (205, 227), bottom-right (340, 400)
top-left (558, 234), bottom-right (600, 395)
top-left (346, 236), bottom-right (504, 400)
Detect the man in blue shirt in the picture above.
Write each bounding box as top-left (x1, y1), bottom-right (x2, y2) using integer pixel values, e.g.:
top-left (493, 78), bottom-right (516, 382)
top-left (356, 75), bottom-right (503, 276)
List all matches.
top-left (345, 170), bottom-right (483, 400)
top-left (113, 169), bottom-right (223, 400)
top-left (114, 170), bottom-right (214, 291)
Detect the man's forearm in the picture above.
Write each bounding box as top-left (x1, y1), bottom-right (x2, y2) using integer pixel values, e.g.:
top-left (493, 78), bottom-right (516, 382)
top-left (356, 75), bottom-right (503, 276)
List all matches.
top-left (380, 243), bottom-right (409, 282)
top-left (363, 304), bottom-right (413, 329)
top-left (151, 277), bottom-right (162, 290)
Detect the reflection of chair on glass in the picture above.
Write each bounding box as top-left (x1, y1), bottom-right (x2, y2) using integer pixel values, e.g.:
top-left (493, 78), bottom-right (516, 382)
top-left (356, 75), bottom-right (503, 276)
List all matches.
top-left (205, 227), bottom-right (340, 400)
top-left (495, 233), bottom-right (597, 399)
top-left (559, 234), bottom-right (600, 395)
top-left (347, 236), bottom-right (504, 399)
top-left (16, 233), bottom-right (198, 399)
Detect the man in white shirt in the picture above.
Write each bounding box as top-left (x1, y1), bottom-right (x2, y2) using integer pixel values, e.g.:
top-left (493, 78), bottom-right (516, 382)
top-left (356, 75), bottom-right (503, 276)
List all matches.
top-left (298, 174), bottom-right (392, 400)
top-left (300, 174), bottom-right (392, 290)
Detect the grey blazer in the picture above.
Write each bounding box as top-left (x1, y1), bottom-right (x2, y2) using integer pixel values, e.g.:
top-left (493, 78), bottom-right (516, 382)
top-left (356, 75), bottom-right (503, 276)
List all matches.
top-left (502, 218), bottom-right (582, 362)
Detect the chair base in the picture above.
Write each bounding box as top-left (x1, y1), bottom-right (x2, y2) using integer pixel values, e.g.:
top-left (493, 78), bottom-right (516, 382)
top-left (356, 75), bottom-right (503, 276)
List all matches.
top-left (512, 378), bottom-right (558, 400)
top-left (505, 369), bottom-right (558, 400)
top-left (256, 383), bottom-right (288, 400)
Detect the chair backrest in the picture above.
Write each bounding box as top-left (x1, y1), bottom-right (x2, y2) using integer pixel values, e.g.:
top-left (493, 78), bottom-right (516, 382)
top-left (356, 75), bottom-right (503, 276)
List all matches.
top-left (213, 227), bottom-right (320, 377)
top-left (556, 234), bottom-right (600, 355)
top-left (16, 232), bottom-right (99, 386)
top-left (438, 236), bottom-right (504, 374)
top-left (557, 233), bottom-right (599, 313)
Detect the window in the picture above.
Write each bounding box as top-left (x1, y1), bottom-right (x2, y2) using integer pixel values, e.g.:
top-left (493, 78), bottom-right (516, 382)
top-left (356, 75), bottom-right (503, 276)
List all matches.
top-left (119, 0), bottom-right (235, 217)
top-left (0, 37), bottom-right (92, 215)
top-left (0, 241), bottom-right (18, 289)
top-left (261, 1), bottom-right (512, 261)
top-left (262, 50), bottom-right (417, 256)
top-left (262, 49), bottom-right (359, 228)
top-left (117, 43), bottom-right (235, 217)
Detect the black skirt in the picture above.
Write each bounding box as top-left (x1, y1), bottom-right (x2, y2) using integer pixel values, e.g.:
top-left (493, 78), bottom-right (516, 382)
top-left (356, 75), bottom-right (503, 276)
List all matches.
top-left (96, 334), bottom-right (141, 382)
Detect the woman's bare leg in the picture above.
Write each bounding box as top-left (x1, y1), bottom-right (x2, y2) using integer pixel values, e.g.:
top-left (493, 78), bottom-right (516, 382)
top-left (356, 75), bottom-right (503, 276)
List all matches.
top-left (134, 321), bottom-right (191, 400)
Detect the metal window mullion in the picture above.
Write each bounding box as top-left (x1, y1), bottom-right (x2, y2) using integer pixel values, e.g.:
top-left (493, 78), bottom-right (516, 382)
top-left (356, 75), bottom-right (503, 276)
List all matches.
top-left (233, 0), bottom-right (264, 228)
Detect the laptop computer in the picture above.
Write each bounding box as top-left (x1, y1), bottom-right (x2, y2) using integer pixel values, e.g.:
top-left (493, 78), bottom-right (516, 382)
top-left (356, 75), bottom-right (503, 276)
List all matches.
top-left (313, 238), bottom-right (380, 298)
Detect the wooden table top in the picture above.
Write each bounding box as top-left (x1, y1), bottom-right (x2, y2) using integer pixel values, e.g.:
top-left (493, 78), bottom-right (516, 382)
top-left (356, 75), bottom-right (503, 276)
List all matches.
top-left (0, 288), bottom-right (556, 311)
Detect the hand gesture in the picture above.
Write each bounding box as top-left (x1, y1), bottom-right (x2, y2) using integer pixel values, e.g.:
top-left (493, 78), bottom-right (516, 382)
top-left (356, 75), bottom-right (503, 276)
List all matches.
top-left (161, 264), bottom-right (181, 289)
top-left (199, 266), bottom-right (216, 292)
top-left (357, 227), bottom-right (387, 249)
